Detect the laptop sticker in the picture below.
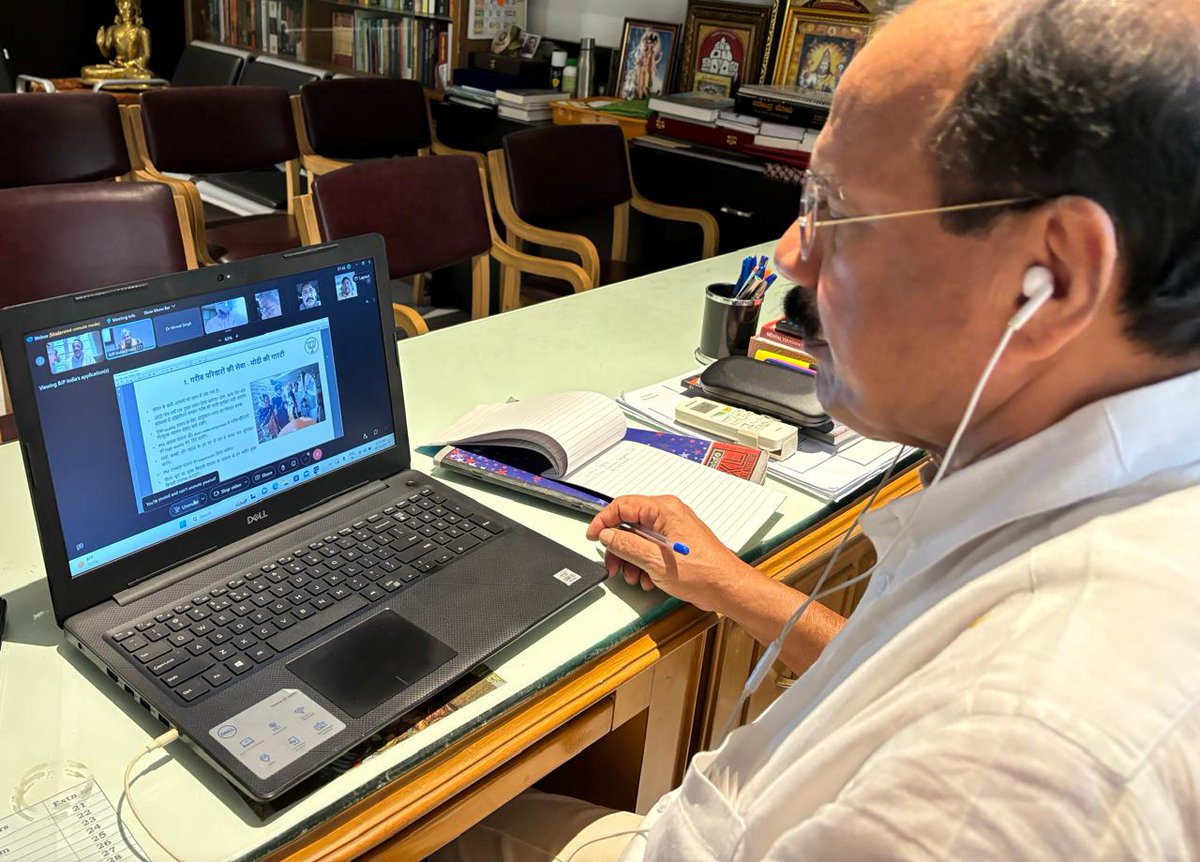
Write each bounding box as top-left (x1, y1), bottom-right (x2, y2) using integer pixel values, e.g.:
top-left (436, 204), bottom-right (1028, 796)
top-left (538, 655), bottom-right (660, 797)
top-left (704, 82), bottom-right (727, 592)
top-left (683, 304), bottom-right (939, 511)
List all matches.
top-left (209, 688), bottom-right (345, 780)
top-left (553, 568), bottom-right (582, 586)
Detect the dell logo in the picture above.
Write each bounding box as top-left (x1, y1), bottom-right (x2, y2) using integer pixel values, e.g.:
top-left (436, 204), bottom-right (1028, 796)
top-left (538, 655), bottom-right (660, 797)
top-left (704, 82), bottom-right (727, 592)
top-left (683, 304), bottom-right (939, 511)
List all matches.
top-left (247, 510), bottom-right (269, 525)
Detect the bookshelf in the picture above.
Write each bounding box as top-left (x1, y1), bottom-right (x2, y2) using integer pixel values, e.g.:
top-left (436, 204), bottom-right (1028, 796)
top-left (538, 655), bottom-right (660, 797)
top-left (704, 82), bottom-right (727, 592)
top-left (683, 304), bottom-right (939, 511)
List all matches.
top-left (185, 0), bottom-right (497, 88)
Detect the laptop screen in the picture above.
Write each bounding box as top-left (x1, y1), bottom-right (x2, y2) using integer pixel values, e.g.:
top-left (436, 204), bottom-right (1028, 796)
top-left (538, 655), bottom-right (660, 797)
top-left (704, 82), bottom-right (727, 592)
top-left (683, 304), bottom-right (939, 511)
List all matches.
top-left (20, 256), bottom-right (396, 579)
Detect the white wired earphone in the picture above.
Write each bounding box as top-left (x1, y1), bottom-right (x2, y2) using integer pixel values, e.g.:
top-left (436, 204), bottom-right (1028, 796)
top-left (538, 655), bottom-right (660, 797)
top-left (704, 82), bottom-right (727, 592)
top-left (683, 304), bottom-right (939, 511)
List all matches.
top-left (121, 269), bottom-right (1056, 862)
top-left (523, 266), bottom-right (1059, 862)
top-left (714, 264), bottom-right (1057, 745)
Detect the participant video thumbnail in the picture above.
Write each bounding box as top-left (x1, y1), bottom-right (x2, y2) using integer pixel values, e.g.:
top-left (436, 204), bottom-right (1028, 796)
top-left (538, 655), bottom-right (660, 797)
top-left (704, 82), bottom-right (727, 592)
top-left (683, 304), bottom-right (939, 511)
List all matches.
top-left (296, 281), bottom-right (321, 311)
top-left (202, 297), bottom-right (249, 334)
top-left (336, 274), bottom-right (358, 301)
top-left (250, 363), bottom-right (327, 443)
top-left (46, 331), bottom-right (104, 375)
top-left (255, 288), bottom-right (282, 321)
top-left (102, 318), bottom-right (156, 360)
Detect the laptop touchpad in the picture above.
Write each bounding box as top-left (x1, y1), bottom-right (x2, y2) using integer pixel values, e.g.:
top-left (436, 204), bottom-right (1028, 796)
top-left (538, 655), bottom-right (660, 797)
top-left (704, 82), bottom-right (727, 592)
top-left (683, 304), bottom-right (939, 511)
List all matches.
top-left (288, 611), bottom-right (458, 719)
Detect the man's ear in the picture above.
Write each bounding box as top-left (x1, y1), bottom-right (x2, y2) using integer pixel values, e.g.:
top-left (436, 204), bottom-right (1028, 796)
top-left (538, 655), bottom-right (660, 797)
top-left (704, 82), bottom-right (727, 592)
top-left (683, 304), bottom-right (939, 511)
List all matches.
top-left (1012, 196), bottom-right (1120, 360)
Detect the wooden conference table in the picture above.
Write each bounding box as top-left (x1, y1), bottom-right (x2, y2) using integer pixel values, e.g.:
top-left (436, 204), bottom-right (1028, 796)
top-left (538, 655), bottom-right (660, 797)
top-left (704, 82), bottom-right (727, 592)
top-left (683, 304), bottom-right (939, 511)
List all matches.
top-left (0, 243), bottom-right (921, 860)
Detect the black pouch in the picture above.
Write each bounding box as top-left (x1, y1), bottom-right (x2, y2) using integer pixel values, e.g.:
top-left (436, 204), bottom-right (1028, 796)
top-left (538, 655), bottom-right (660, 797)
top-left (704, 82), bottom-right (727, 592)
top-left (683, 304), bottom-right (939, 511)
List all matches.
top-left (699, 356), bottom-right (829, 428)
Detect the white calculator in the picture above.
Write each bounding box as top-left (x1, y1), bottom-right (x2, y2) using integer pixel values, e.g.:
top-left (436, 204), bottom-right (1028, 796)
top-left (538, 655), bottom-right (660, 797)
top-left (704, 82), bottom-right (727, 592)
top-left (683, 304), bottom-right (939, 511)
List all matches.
top-left (675, 396), bottom-right (798, 460)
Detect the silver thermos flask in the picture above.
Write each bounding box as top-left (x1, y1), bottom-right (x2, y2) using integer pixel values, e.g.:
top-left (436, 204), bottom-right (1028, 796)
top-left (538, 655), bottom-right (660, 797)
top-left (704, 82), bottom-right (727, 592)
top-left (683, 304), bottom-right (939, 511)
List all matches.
top-left (577, 37), bottom-right (595, 98)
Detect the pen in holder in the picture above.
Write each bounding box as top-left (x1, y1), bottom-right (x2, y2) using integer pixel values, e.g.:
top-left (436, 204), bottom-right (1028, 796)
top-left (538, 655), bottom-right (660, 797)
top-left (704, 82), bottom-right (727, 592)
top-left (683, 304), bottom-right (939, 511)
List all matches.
top-left (697, 282), bottom-right (763, 365)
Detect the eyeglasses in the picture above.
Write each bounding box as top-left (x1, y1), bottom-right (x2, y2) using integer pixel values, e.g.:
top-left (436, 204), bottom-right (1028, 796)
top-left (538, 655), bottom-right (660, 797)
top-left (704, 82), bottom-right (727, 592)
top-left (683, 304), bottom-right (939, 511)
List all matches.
top-left (796, 174), bottom-right (1037, 261)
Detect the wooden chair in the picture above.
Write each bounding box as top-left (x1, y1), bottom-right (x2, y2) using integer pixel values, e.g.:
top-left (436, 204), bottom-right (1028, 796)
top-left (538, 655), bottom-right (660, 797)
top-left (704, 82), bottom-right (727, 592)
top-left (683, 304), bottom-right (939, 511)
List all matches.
top-left (128, 85), bottom-right (303, 265)
top-left (0, 91), bottom-right (132, 187)
top-left (237, 55), bottom-right (328, 94)
top-left (291, 77), bottom-right (484, 179)
top-left (295, 155), bottom-right (590, 332)
top-left (170, 40), bottom-right (253, 87)
top-left (488, 123), bottom-right (718, 309)
top-left (0, 181), bottom-right (196, 438)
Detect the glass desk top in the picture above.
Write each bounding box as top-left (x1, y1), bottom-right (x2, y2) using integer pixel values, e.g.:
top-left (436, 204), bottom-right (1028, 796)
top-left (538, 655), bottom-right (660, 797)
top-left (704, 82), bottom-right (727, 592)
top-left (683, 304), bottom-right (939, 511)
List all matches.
top-left (0, 242), bottom-right (893, 860)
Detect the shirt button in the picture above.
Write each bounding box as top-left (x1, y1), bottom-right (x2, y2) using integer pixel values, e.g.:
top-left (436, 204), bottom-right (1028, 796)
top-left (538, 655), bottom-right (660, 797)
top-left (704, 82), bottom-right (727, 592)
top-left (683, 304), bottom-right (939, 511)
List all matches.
top-left (875, 573), bottom-right (892, 594)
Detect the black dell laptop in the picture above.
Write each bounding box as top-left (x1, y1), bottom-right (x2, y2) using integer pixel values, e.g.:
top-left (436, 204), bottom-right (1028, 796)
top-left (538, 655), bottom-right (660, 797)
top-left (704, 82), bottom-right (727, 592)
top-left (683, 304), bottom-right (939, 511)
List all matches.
top-left (0, 234), bottom-right (605, 802)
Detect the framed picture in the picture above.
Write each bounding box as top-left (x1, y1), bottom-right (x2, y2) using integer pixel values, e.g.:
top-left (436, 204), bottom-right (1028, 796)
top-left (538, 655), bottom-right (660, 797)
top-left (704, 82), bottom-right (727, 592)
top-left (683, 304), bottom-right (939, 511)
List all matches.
top-left (615, 19), bottom-right (681, 100)
top-left (518, 32), bottom-right (541, 59)
top-left (679, 1), bottom-right (771, 93)
top-left (694, 71), bottom-right (734, 97)
top-left (762, 0), bottom-right (875, 106)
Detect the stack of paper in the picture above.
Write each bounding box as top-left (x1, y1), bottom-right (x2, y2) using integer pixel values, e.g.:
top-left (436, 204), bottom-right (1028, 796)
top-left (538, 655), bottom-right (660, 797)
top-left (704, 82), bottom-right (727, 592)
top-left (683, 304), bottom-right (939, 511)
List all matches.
top-left (618, 372), bottom-right (912, 501)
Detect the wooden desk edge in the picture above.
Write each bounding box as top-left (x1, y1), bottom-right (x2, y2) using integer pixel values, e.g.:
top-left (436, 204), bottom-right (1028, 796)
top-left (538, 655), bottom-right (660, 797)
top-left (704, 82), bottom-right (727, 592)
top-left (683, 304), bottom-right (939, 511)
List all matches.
top-left (266, 465), bottom-right (925, 861)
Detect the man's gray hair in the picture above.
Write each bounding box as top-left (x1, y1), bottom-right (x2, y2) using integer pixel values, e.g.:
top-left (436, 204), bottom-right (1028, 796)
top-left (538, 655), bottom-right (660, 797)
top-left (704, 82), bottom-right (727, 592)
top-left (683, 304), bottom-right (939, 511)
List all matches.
top-left (923, 0), bottom-right (1200, 356)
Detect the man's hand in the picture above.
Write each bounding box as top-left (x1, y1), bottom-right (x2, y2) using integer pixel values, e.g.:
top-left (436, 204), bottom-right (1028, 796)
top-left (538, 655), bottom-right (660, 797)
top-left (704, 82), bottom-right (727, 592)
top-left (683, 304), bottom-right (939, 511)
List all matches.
top-left (585, 495), bottom-right (755, 612)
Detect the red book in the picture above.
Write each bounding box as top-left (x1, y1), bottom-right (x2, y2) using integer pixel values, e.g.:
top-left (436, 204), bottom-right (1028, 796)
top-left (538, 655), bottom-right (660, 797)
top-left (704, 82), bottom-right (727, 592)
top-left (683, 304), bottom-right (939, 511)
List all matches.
top-left (647, 113), bottom-right (757, 152)
top-left (761, 319), bottom-right (810, 350)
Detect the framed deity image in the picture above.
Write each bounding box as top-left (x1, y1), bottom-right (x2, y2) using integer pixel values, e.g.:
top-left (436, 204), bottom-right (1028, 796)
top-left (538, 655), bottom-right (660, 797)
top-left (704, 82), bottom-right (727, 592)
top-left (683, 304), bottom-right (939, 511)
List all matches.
top-left (615, 19), bottom-right (681, 100)
top-left (762, 0), bottom-right (875, 106)
top-left (678, 1), bottom-right (772, 93)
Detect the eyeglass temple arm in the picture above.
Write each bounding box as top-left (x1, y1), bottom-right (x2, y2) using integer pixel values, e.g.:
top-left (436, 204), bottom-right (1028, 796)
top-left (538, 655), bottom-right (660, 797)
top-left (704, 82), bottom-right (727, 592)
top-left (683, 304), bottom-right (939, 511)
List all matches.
top-left (803, 197), bottom-right (1036, 228)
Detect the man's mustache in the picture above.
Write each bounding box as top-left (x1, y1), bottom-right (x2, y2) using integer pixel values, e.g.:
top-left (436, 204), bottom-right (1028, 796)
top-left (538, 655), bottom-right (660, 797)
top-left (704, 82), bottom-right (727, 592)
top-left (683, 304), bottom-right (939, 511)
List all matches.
top-left (783, 286), bottom-right (823, 342)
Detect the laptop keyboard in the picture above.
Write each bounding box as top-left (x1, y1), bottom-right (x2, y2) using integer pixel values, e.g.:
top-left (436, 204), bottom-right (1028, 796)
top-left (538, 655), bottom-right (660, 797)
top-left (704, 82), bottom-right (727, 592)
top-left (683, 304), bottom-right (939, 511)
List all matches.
top-left (106, 485), bottom-right (506, 705)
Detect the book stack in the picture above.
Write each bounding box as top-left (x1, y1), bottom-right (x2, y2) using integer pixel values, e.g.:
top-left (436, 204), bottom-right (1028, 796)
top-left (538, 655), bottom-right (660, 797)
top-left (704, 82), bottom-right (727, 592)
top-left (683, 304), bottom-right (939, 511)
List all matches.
top-left (735, 84), bottom-right (829, 128)
top-left (643, 91), bottom-right (750, 157)
top-left (495, 89), bottom-right (571, 123)
top-left (716, 109), bottom-right (760, 135)
top-left (735, 84), bottom-right (830, 166)
top-left (643, 90), bottom-right (818, 169)
top-left (445, 84), bottom-right (499, 109)
top-left (750, 318), bottom-right (813, 362)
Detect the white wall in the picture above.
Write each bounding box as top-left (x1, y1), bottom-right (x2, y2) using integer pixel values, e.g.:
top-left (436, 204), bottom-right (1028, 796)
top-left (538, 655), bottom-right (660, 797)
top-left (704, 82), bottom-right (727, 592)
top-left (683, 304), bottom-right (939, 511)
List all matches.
top-left (527, 0), bottom-right (772, 47)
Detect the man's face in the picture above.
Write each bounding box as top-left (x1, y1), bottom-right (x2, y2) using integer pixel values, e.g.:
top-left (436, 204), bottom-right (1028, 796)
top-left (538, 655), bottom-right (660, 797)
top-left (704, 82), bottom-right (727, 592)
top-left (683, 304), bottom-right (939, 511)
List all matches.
top-left (774, 5), bottom-right (1030, 451)
top-left (72, 341), bottom-right (83, 359)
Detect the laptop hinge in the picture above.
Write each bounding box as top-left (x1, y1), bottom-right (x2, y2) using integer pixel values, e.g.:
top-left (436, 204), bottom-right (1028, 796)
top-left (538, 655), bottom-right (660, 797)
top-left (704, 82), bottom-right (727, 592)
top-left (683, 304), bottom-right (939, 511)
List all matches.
top-left (114, 479), bottom-right (390, 605)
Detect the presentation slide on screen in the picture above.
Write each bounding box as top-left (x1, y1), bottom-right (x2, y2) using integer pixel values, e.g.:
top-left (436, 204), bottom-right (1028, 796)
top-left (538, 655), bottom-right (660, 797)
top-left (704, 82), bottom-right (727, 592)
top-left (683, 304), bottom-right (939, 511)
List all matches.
top-left (117, 321), bottom-right (342, 511)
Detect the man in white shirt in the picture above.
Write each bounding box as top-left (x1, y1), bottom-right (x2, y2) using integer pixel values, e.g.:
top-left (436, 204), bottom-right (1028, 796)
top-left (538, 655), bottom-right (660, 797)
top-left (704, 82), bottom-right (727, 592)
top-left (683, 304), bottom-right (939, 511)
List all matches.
top-left (436, 0), bottom-right (1200, 858)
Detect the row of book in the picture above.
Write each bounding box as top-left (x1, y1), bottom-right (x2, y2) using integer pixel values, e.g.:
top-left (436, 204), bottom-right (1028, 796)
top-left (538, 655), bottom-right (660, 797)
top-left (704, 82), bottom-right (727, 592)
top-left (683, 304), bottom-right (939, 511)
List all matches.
top-left (645, 83), bottom-right (830, 168)
top-left (341, 0), bottom-right (452, 15)
top-left (204, 0), bottom-right (304, 59)
top-left (331, 11), bottom-right (449, 88)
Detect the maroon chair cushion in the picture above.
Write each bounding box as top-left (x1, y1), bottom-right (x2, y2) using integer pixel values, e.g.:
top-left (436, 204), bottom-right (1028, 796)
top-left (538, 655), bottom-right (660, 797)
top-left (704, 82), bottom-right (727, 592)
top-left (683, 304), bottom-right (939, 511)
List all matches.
top-left (0, 182), bottom-right (188, 306)
top-left (205, 212), bottom-right (301, 263)
top-left (301, 78), bottom-right (431, 159)
top-left (313, 156), bottom-right (491, 278)
top-left (502, 124), bottom-right (632, 224)
top-left (140, 86), bottom-right (298, 173)
top-left (0, 92), bottom-right (130, 188)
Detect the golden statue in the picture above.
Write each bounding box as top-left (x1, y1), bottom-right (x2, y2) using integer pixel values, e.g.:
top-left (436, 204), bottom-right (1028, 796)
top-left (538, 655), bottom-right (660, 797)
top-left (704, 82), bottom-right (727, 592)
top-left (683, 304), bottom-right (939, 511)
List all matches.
top-left (81, 0), bottom-right (155, 83)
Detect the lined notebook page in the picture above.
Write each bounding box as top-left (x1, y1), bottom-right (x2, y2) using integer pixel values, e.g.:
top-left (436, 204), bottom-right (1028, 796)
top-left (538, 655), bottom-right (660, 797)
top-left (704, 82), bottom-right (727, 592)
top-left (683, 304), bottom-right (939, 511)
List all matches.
top-left (425, 391), bottom-right (627, 477)
top-left (567, 441), bottom-right (785, 552)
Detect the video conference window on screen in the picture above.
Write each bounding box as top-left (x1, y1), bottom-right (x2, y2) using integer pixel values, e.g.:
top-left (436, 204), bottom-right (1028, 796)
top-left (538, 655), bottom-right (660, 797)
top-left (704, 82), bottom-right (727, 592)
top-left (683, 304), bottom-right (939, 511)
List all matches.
top-left (25, 260), bottom-right (390, 577)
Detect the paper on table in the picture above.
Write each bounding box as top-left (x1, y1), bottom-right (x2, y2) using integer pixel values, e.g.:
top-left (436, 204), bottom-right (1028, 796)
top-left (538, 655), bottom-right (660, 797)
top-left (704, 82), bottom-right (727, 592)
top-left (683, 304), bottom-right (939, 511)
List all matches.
top-left (566, 440), bottom-right (784, 552)
top-left (0, 780), bottom-right (145, 861)
top-left (425, 391), bottom-right (627, 478)
top-left (618, 374), bottom-right (910, 501)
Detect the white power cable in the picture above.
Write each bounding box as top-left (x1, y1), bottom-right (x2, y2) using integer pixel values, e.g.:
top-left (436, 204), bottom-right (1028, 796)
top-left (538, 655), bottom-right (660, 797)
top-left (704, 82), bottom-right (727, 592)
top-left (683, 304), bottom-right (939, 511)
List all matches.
top-left (122, 728), bottom-right (185, 862)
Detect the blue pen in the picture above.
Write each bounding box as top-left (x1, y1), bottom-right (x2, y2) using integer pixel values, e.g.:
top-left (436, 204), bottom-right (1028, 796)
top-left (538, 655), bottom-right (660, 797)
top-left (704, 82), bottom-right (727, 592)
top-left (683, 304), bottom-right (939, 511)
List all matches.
top-left (619, 522), bottom-right (690, 555)
top-left (735, 256), bottom-right (755, 291)
top-left (753, 272), bottom-right (778, 301)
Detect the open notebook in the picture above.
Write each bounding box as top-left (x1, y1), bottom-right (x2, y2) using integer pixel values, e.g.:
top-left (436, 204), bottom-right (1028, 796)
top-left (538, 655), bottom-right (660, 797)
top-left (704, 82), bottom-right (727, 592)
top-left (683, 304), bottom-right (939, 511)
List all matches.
top-left (425, 392), bottom-right (784, 552)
